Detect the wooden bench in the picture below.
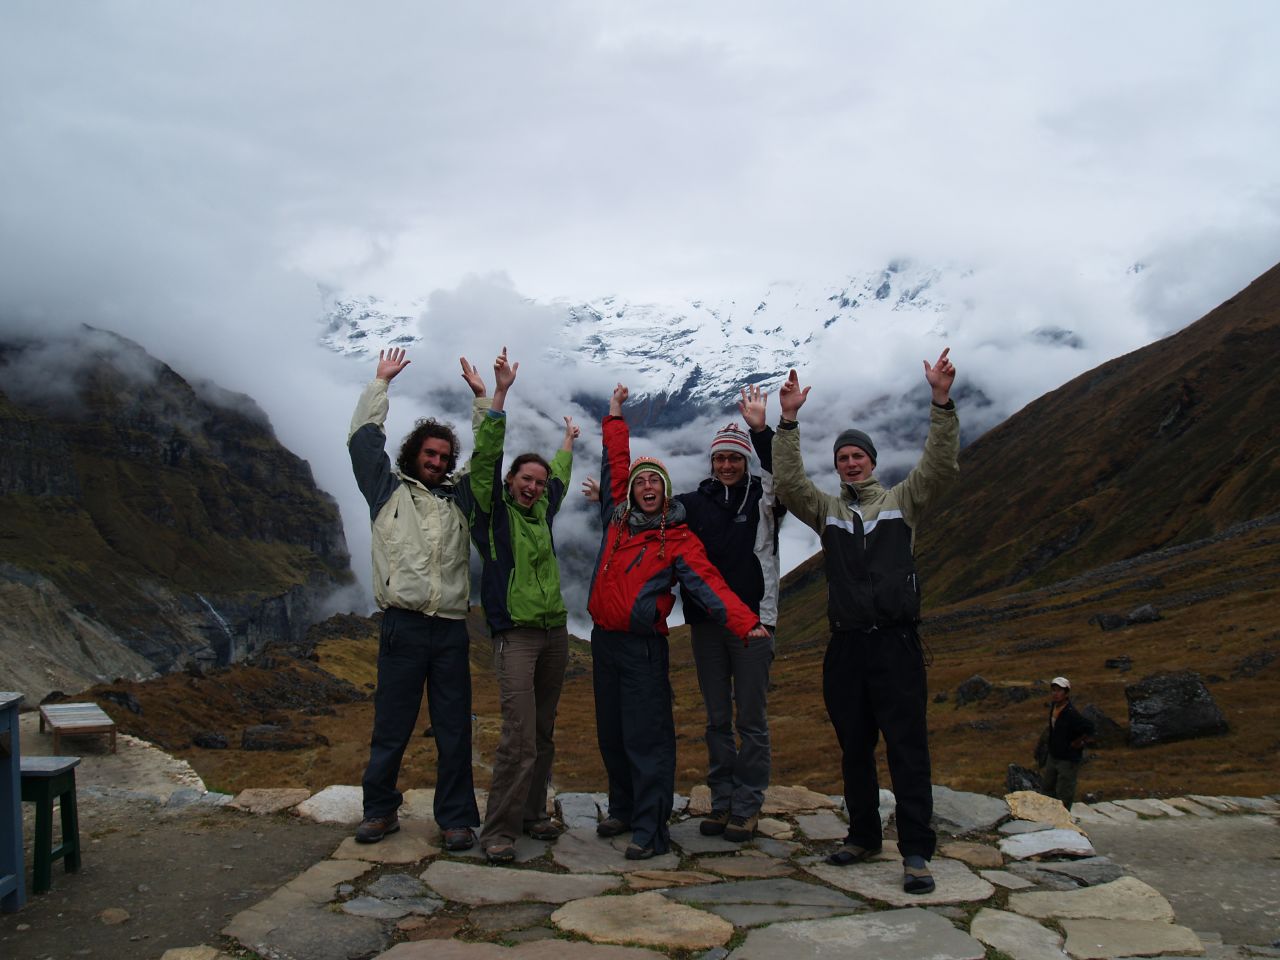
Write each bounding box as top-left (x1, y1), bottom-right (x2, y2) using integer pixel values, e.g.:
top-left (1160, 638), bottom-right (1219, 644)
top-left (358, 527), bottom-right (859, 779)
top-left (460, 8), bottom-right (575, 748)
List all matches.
top-left (20, 756), bottom-right (81, 894)
top-left (39, 703), bottom-right (116, 755)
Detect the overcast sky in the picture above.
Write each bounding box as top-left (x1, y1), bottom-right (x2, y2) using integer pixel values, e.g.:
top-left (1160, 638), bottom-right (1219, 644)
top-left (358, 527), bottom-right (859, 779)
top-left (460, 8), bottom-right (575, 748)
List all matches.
top-left (3, 2), bottom-right (1279, 624)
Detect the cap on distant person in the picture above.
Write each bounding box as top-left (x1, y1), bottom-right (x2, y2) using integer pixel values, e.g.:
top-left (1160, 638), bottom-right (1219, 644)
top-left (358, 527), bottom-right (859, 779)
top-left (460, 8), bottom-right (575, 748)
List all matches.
top-left (1050, 676), bottom-right (1071, 690)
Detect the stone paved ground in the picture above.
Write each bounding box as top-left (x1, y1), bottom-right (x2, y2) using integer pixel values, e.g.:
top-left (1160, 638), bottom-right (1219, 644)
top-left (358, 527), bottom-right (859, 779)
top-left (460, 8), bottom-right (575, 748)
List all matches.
top-left (162, 786), bottom-right (1280, 959)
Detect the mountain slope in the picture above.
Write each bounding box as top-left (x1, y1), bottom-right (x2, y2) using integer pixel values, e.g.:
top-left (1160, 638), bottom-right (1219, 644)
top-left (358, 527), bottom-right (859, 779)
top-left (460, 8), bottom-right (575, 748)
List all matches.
top-left (0, 326), bottom-right (354, 700)
top-left (917, 262), bottom-right (1280, 605)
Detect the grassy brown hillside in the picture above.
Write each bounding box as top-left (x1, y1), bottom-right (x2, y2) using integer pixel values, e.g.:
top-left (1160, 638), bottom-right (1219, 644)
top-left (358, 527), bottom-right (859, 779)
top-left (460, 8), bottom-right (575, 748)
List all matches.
top-left (918, 262), bottom-right (1280, 606)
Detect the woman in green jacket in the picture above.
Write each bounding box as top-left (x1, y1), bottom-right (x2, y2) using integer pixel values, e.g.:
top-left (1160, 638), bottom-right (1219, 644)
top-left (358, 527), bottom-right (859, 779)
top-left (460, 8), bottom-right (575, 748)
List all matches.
top-left (462, 348), bottom-right (577, 863)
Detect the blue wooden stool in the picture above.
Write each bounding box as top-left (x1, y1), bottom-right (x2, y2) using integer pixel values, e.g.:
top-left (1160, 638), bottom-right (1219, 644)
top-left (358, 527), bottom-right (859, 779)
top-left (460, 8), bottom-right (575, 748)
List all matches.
top-left (20, 756), bottom-right (81, 894)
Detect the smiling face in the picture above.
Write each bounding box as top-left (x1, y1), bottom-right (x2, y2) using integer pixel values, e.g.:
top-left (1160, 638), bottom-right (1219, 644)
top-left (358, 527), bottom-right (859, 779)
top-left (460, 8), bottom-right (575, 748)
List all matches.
top-left (507, 461), bottom-right (549, 508)
top-left (630, 471), bottom-right (666, 515)
top-left (835, 445), bottom-right (875, 484)
top-left (416, 437), bottom-right (454, 486)
top-left (711, 451), bottom-right (747, 486)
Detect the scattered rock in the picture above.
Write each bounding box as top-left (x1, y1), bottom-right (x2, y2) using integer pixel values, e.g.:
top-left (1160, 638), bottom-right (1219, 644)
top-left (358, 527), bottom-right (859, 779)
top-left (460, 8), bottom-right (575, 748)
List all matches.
top-left (294, 784), bottom-right (363, 824)
top-left (1126, 670), bottom-right (1229, 747)
top-left (1231, 650), bottom-right (1276, 679)
top-left (1079, 704), bottom-right (1125, 747)
top-left (100, 689), bottom-right (143, 714)
top-left (229, 787), bottom-right (311, 814)
top-left (98, 907), bottom-right (131, 925)
top-left (1088, 613), bottom-right (1126, 632)
top-left (192, 732), bottom-right (228, 749)
top-left (1004, 791), bottom-right (1078, 832)
top-left (1103, 656), bottom-right (1132, 671)
top-left (954, 675), bottom-right (992, 706)
top-left (240, 724), bottom-right (327, 751)
top-left (1005, 763), bottom-right (1043, 794)
top-left (761, 784), bottom-right (838, 814)
top-left (1125, 603), bottom-right (1161, 624)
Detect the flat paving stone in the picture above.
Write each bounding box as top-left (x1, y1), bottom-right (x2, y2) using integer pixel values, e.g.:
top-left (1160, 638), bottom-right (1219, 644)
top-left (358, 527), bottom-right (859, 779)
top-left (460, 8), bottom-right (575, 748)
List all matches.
top-left (468, 902), bottom-right (557, 933)
top-left (421, 860), bottom-right (620, 905)
top-left (795, 810), bottom-right (847, 840)
top-left (1006, 791), bottom-right (1079, 832)
top-left (340, 895), bottom-right (440, 919)
top-left (1164, 797), bottom-right (1218, 818)
top-left (757, 817), bottom-right (791, 838)
top-left (761, 784), bottom-right (838, 814)
top-left (732, 905), bottom-right (986, 960)
top-left (1069, 804), bottom-right (1115, 825)
top-left (366, 873), bottom-right (430, 899)
top-left (1141, 798), bottom-right (1187, 817)
top-left (1010, 857), bottom-right (1124, 887)
top-left (970, 907), bottom-right (1068, 960)
top-left (804, 856), bottom-right (995, 906)
top-left (379, 940), bottom-right (668, 958)
top-left (932, 785), bottom-right (1010, 834)
top-left (1001, 820), bottom-right (1057, 835)
top-left (1060, 917), bottom-right (1203, 958)
top-left (625, 869), bottom-right (720, 890)
top-left (552, 890), bottom-right (733, 950)
top-left (1000, 828), bottom-right (1096, 860)
top-left (295, 785), bottom-right (364, 824)
top-left (1221, 795), bottom-right (1279, 814)
top-left (981, 869), bottom-right (1036, 890)
top-left (332, 820), bottom-right (442, 863)
top-left (246, 906), bottom-right (385, 960)
top-left (1089, 801), bottom-right (1140, 823)
top-left (669, 817), bottom-right (743, 854)
top-left (704, 902), bottom-right (865, 926)
top-left (1007, 876), bottom-right (1175, 922)
top-left (552, 826), bottom-right (680, 872)
top-left (939, 841), bottom-right (1003, 868)
top-left (697, 853), bottom-right (794, 879)
top-left (229, 787), bottom-right (311, 814)
top-left (753, 837), bottom-right (802, 859)
top-left (557, 792), bottom-right (607, 829)
top-left (1188, 795), bottom-right (1237, 812)
top-left (665, 877), bottom-right (864, 908)
top-left (1111, 798), bottom-right (1172, 818)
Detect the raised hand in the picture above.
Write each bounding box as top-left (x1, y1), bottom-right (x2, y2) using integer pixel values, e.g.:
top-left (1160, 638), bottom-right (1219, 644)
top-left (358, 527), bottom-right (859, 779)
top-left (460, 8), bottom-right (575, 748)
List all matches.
top-left (581, 476), bottom-right (601, 503)
top-left (562, 415), bottom-right (580, 450)
top-left (378, 347), bottom-right (411, 383)
top-left (923, 347), bottom-right (955, 403)
top-left (778, 369), bottom-right (811, 419)
top-left (494, 346), bottom-right (519, 393)
top-left (459, 356), bottom-right (485, 397)
top-left (609, 383), bottom-right (629, 417)
top-left (738, 384), bottom-right (768, 432)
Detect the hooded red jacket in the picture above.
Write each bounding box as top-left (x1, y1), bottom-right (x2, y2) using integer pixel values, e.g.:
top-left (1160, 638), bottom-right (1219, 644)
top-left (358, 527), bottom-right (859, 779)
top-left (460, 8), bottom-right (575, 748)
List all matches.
top-left (587, 415), bottom-right (760, 639)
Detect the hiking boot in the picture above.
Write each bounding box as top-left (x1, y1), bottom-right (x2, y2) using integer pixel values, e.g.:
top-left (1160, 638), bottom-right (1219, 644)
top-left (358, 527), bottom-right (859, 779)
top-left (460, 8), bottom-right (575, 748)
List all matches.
top-left (903, 855), bottom-right (935, 894)
top-left (723, 813), bottom-right (758, 842)
top-left (354, 814), bottom-right (400, 844)
top-left (825, 842), bottom-right (881, 866)
top-left (699, 809), bottom-right (731, 836)
top-left (596, 817), bottom-right (630, 837)
top-left (443, 827), bottom-right (476, 851)
top-left (624, 843), bottom-right (654, 860)
top-left (524, 818), bottom-right (564, 841)
top-left (485, 843), bottom-right (516, 864)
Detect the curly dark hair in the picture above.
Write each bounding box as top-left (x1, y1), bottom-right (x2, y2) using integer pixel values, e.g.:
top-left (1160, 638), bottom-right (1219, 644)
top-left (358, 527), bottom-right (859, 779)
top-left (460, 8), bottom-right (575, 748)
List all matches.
top-left (505, 452), bottom-right (551, 484)
top-left (397, 418), bottom-right (459, 480)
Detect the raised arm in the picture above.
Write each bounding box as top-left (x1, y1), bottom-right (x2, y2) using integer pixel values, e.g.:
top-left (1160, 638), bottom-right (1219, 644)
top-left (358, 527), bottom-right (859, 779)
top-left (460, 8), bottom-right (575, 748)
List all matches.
top-left (348, 348), bottom-right (409, 516)
top-left (599, 384), bottom-right (631, 522)
top-left (771, 370), bottom-right (828, 533)
top-left (923, 346), bottom-right (955, 407)
top-left (491, 346), bottom-right (518, 414)
top-left (894, 349), bottom-right (960, 518)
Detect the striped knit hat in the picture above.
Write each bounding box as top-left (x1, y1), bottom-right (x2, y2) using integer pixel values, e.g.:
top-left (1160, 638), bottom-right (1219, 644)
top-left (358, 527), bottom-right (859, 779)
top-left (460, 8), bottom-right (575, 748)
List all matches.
top-left (709, 423), bottom-right (752, 460)
top-left (627, 456), bottom-right (672, 505)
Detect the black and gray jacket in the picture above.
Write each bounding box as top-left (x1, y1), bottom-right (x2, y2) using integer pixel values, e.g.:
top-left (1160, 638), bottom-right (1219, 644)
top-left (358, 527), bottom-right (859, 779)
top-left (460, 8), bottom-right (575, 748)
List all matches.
top-left (677, 427), bottom-right (785, 628)
top-left (771, 403), bottom-right (960, 632)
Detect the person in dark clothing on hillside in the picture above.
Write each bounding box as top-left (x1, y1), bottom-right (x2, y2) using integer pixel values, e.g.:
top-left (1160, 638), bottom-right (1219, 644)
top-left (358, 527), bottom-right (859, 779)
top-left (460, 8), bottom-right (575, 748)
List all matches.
top-left (1040, 676), bottom-right (1094, 810)
top-left (676, 385), bottom-right (785, 843)
top-left (588, 383), bottom-right (769, 861)
top-left (772, 349), bottom-right (959, 895)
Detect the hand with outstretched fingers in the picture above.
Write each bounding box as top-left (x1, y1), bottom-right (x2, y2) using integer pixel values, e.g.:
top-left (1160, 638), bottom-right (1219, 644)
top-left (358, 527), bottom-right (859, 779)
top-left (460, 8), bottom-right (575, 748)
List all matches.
top-left (581, 476), bottom-right (601, 503)
top-left (778, 369), bottom-right (811, 420)
top-left (738, 384), bottom-right (768, 432)
top-left (494, 346), bottom-right (519, 393)
top-left (609, 383), bottom-right (629, 417)
top-left (459, 356), bottom-right (486, 397)
top-left (378, 347), bottom-right (411, 383)
top-left (562, 415), bottom-right (580, 450)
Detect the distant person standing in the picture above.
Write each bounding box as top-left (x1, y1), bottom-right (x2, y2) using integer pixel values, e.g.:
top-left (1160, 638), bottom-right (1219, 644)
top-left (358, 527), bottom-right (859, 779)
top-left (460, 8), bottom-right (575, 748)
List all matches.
top-left (459, 348), bottom-right (579, 863)
top-left (772, 349), bottom-right (959, 896)
top-left (1040, 676), bottom-right (1094, 810)
top-left (347, 347), bottom-right (480, 851)
top-left (677, 386), bottom-right (785, 843)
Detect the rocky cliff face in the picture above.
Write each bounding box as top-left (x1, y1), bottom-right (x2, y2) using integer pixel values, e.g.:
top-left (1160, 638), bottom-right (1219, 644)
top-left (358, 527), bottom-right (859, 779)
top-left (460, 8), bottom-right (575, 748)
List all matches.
top-left (0, 326), bottom-right (354, 700)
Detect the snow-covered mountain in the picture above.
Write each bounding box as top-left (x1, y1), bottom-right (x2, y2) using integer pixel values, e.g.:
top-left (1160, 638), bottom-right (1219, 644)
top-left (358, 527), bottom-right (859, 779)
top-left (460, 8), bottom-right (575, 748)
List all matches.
top-left (318, 261), bottom-right (972, 424)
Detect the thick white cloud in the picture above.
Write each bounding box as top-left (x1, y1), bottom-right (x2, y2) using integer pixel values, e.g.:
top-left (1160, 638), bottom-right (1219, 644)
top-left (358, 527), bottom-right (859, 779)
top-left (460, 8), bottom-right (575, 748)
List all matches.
top-left (2, 1), bottom-right (1278, 632)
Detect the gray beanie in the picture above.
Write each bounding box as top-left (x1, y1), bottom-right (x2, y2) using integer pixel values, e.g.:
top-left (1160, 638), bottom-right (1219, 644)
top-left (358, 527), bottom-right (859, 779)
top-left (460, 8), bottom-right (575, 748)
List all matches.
top-left (833, 428), bottom-right (877, 464)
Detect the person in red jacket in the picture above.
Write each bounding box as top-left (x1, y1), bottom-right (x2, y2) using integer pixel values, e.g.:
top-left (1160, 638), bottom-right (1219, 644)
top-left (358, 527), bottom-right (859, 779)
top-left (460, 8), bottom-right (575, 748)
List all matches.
top-left (588, 384), bottom-right (768, 860)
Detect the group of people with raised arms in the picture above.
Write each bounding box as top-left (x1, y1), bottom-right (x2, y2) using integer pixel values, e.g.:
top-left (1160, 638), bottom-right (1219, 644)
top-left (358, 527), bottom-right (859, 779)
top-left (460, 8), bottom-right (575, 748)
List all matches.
top-left (346, 342), bottom-right (958, 895)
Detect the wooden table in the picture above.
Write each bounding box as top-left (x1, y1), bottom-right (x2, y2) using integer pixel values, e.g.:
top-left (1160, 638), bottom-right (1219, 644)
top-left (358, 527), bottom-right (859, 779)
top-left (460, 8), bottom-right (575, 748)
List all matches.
top-left (1, 691), bottom-right (25, 912)
top-left (39, 702), bottom-right (116, 755)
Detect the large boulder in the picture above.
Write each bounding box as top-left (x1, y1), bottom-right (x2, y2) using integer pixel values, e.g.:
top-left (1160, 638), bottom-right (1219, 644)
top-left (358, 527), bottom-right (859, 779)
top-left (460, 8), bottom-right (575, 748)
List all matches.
top-left (1125, 670), bottom-right (1228, 747)
top-left (1005, 764), bottom-right (1042, 793)
top-left (1079, 704), bottom-right (1125, 747)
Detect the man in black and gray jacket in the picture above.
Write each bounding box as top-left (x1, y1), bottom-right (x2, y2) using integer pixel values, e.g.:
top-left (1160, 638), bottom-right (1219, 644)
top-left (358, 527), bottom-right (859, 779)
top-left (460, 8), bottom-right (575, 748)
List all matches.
top-left (678, 385), bottom-right (785, 843)
top-left (772, 349), bottom-right (958, 895)
top-left (1041, 676), bottom-right (1094, 810)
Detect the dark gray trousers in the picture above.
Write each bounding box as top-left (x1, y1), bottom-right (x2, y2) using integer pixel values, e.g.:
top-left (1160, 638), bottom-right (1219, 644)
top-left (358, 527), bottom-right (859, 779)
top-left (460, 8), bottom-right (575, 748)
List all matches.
top-left (690, 621), bottom-right (774, 818)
